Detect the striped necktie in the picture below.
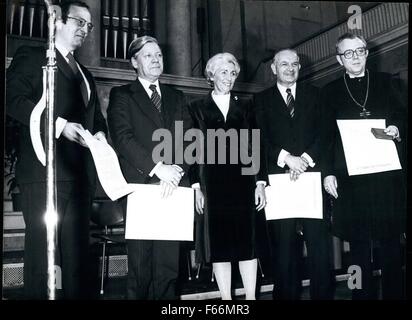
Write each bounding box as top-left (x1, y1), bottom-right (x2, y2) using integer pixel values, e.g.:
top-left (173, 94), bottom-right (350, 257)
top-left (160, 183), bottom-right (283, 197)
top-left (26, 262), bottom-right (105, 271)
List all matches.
top-left (149, 84), bottom-right (162, 113)
top-left (286, 88), bottom-right (295, 118)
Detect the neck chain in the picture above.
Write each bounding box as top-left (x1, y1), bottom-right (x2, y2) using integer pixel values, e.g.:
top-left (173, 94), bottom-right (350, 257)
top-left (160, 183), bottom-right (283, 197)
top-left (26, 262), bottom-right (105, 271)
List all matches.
top-left (343, 69), bottom-right (370, 118)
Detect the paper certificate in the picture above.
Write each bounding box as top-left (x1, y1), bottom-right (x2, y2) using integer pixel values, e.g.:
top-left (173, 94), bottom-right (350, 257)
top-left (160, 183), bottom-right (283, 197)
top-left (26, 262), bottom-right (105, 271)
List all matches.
top-left (265, 172), bottom-right (323, 220)
top-left (125, 184), bottom-right (194, 241)
top-left (76, 129), bottom-right (136, 201)
top-left (337, 119), bottom-right (401, 176)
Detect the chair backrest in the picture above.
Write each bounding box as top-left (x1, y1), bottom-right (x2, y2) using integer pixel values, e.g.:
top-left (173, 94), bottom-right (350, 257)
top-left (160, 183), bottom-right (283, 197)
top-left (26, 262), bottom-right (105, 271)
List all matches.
top-left (91, 198), bottom-right (124, 227)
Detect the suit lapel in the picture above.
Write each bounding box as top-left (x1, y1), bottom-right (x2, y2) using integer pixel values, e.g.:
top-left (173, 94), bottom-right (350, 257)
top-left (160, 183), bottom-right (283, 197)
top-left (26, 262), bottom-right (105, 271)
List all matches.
top-left (204, 93), bottom-right (225, 125)
top-left (56, 50), bottom-right (75, 80)
top-left (159, 84), bottom-right (176, 130)
top-left (78, 63), bottom-right (97, 128)
top-left (130, 79), bottom-right (163, 128)
top-left (79, 62), bottom-right (94, 108)
top-left (57, 51), bottom-right (92, 110)
top-left (272, 87), bottom-right (291, 118)
top-left (293, 85), bottom-right (305, 120)
top-left (226, 94), bottom-right (243, 124)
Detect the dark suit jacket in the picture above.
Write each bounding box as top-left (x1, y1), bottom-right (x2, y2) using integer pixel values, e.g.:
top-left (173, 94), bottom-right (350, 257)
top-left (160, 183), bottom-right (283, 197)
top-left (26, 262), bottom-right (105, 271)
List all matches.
top-left (6, 45), bottom-right (107, 188)
top-left (253, 83), bottom-right (322, 175)
top-left (107, 78), bottom-right (192, 186)
top-left (189, 92), bottom-right (268, 189)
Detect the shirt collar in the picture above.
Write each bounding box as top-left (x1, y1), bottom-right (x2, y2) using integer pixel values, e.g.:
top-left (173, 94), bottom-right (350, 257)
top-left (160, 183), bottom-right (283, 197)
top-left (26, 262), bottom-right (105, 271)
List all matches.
top-left (277, 82), bottom-right (297, 97)
top-left (211, 91), bottom-right (231, 121)
top-left (346, 71), bottom-right (365, 78)
top-left (55, 43), bottom-right (72, 61)
top-left (211, 90), bottom-right (231, 100)
top-left (138, 77), bottom-right (161, 96)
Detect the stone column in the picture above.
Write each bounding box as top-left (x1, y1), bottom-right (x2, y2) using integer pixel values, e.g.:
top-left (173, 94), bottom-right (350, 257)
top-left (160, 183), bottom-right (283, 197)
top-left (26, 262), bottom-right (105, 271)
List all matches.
top-left (166, 0), bottom-right (191, 76)
top-left (76, 0), bottom-right (101, 67)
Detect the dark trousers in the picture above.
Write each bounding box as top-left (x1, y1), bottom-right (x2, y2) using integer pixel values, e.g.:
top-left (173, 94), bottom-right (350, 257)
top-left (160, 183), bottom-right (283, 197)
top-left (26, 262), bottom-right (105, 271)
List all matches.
top-left (20, 181), bottom-right (92, 299)
top-left (350, 238), bottom-right (404, 300)
top-left (126, 239), bottom-right (180, 300)
top-left (268, 218), bottom-right (334, 300)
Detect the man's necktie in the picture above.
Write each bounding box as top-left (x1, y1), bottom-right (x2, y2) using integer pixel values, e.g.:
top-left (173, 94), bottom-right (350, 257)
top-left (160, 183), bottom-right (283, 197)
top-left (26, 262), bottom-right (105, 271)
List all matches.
top-left (149, 84), bottom-right (162, 113)
top-left (286, 88), bottom-right (295, 118)
top-left (66, 52), bottom-right (88, 107)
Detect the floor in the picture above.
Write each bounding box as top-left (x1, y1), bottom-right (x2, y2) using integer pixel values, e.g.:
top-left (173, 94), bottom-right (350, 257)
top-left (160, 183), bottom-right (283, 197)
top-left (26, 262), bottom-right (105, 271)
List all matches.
top-left (3, 242), bottom-right (403, 300)
top-left (2, 271), bottom-right (379, 301)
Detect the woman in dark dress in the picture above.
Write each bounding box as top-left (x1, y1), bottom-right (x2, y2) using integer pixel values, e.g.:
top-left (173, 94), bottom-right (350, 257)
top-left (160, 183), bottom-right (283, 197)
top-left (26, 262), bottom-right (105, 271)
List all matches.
top-left (189, 53), bottom-right (267, 300)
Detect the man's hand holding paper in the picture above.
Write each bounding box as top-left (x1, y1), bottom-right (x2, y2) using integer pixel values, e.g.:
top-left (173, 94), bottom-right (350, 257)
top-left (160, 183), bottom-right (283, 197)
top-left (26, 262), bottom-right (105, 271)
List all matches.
top-left (74, 127), bottom-right (135, 201)
top-left (337, 119), bottom-right (402, 175)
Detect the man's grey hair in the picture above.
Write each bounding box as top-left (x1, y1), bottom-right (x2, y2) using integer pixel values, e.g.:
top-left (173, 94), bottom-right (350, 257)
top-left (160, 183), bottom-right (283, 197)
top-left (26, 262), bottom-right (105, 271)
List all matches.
top-left (128, 35), bottom-right (159, 59)
top-left (272, 49), bottom-right (300, 65)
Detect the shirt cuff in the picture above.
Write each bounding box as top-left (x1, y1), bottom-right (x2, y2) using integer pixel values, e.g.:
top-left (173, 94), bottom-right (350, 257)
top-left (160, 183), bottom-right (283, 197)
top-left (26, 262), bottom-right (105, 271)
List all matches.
top-left (301, 152), bottom-right (315, 168)
top-left (172, 164), bottom-right (184, 177)
top-left (277, 149), bottom-right (290, 168)
top-left (55, 117), bottom-right (67, 139)
top-left (191, 183), bottom-right (201, 189)
top-left (256, 181), bottom-right (267, 187)
top-left (392, 126), bottom-right (401, 141)
top-left (149, 161), bottom-right (163, 177)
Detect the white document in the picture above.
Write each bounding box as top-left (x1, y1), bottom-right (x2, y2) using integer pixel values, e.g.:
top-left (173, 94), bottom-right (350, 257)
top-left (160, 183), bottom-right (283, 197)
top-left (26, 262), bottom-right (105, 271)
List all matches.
top-left (265, 172), bottom-right (323, 220)
top-left (337, 119), bottom-right (401, 176)
top-left (76, 128), bottom-right (135, 201)
top-left (125, 184), bottom-right (194, 241)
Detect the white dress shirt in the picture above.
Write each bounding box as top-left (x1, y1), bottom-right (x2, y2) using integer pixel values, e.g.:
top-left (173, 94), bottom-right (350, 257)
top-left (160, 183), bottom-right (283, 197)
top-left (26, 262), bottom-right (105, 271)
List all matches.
top-left (138, 77), bottom-right (162, 98)
top-left (275, 82), bottom-right (315, 169)
top-left (211, 91), bottom-right (230, 121)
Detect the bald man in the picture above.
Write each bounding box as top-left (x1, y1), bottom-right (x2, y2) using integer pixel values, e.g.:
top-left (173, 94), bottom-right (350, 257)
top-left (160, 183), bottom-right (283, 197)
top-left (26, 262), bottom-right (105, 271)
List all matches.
top-left (253, 49), bottom-right (334, 300)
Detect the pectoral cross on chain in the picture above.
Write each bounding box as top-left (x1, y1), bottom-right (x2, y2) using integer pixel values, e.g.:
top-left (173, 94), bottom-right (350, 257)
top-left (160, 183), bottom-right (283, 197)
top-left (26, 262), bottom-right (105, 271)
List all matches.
top-left (360, 108), bottom-right (371, 119)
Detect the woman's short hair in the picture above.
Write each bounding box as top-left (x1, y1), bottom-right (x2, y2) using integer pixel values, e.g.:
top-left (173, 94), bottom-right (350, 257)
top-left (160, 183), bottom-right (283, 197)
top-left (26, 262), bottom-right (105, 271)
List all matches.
top-left (204, 52), bottom-right (240, 85)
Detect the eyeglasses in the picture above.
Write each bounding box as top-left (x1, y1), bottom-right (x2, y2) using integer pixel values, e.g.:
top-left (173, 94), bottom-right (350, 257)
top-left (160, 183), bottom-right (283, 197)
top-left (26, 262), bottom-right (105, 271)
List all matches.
top-left (67, 16), bottom-right (94, 32)
top-left (338, 47), bottom-right (367, 59)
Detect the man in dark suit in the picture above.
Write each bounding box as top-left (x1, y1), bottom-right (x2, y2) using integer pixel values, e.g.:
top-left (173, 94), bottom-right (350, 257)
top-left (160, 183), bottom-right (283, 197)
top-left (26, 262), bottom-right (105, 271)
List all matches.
top-left (6, 1), bottom-right (107, 299)
top-left (253, 49), bottom-right (333, 300)
top-left (107, 36), bottom-right (193, 300)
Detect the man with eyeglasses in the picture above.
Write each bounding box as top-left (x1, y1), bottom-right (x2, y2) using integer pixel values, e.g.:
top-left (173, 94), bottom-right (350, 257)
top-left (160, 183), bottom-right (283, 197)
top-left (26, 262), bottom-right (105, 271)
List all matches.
top-left (320, 33), bottom-right (406, 299)
top-left (6, 1), bottom-right (107, 299)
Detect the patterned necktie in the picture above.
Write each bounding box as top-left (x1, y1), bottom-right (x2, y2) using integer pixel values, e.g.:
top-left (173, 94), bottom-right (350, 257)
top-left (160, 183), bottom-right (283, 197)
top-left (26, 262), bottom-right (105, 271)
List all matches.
top-left (66, 52), bottom-right (88, 107)
top-left (149, 84), bottom-right (162, 113)
top-left (286, 88), bottom-right (295, 118)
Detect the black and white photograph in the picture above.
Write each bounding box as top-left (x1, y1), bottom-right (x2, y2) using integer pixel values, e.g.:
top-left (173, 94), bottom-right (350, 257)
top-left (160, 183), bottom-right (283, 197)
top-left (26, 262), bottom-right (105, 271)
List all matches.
top-left (1, 0), bottom-right (409, 309)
